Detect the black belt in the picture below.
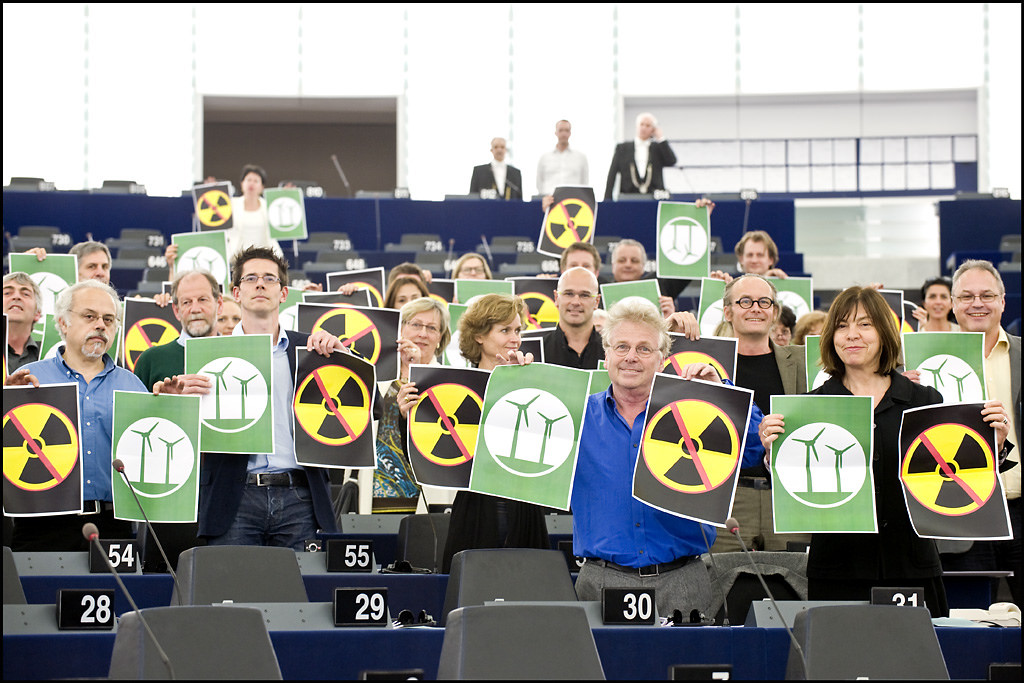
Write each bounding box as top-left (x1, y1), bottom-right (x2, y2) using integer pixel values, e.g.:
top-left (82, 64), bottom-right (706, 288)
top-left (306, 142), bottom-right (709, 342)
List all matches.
top-left (737, 476), bottom-right (771, 490)
top-left (586, 555), bottom-right (696, 577)
top-left (246, 470), bottom-right (308, 487)
top-left (78, 500), bottom-right (115, 515)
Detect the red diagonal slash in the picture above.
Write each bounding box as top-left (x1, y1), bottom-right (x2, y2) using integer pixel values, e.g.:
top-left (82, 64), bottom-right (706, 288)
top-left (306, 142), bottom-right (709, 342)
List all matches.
top-left (423, 387), bottom-right (471, 460)
top-left (201, 195), bottom-right (227, 221)
top-left (133, 323), bottom-right (154, 348)
top-left (7, 412), bottom-right (65, 483)
top-left (669, 355), bottom-right (684, 376)
top-left (311, 368), bottom-right (356, 440)
top-left (917, 432), bottom-right (985, 508)
top-left (670, 402), bottom-right (711, 490)
top-left (338, 325), bottom-right (374, 350)
top-left (555, 201), bottom-right (582, 243)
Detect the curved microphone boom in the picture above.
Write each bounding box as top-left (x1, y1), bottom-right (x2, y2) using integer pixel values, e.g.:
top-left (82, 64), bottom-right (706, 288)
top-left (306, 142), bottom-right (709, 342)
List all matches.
top-left (726, 517), bottom-right (806, 671)
top-left (82, 523), bottom-right (176, 679)
top-left (112, 459), bottom-right (184, 605)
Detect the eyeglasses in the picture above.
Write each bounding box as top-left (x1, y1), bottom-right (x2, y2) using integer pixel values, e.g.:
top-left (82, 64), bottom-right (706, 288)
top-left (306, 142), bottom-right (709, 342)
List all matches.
top-left (557, 290), bottom-right (596, 301)
top-left (72, 310), bottom-right (118, 328)
top-left (954, 292), bottom-right (1000, 304)
top-left (404, 320), bottom-right (441, 335)
top-left (731, 296), bottom-right (775, 310)
top-left (610, 342), bottom-right (656, 358)
top-left (240, 274), bottom-right (281, 286)
top-left (458, 267), bottom-right (486, 275)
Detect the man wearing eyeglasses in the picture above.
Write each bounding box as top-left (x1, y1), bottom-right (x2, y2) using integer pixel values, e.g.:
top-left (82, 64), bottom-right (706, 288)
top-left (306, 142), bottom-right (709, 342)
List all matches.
top-left (945, 259), bottom-right (1020, 605)
top-left (571, 297), bottom-right (764, 618)
top-left (5, 280), bottom-right (147, 551)
top-left (156, 246), bottom-right (352, 549)
top-left (711, 274), bottom-right (809, 554)
top-left (543, 267), bottom-right (605, 369)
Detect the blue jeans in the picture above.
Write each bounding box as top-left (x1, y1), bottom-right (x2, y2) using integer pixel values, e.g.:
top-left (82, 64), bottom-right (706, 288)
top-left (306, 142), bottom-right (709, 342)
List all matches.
top-left (206, 483), bottom-right (317, 551)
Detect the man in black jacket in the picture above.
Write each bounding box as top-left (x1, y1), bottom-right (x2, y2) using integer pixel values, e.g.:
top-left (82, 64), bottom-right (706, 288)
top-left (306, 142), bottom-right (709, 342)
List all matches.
top-left (604, 112), bottom-right (677, 200)
top-left (469, 137), bottom-right (522, 200)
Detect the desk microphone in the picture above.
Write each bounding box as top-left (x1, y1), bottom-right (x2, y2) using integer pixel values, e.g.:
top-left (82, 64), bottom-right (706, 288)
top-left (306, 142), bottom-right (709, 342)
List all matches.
top-left (479, 235), bottom-right (494, 267)
top-left (112, 458), bottom-right (184, 605)
top-left (726, 517), bottom-right (806, 672)
top-left (699, 524), bottom-right (730, 626)
top-left (83, 523), bottom-right (176, 679)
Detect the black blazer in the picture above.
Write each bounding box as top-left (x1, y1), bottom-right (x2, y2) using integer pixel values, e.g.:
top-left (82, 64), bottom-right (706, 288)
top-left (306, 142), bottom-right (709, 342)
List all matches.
top-left (197, 330), bottom-right (339, 538)
top-left (469, 163), bottom-right (523, 200)
top-left (604, 140), bottom-right (677, 200)
top-left (806, 372), bottom-right (943, 581)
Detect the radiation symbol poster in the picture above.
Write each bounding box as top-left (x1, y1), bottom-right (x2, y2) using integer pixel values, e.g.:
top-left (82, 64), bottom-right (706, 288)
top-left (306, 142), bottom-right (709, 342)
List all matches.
top-left (469, 363), bottom-right (591, 510)
top-left (600, 279), bottom-right (661, 312)
top-left (265, 187), bottom-right (308, 241)
top-left (426, 278), bottom-right (455, 306)
top-left (508, 277), bottom-right (559, 330)
top-left (185, 334), bottom-right (273, 454)
top-left (293, 349), bottom-right (377, 469)
top-left (111, 391), bottom-right (201, 523)
top-left (7, 252), bottom-right (78, 318)
top-left (536, 186), bottom-right (597, 258)
top-left (899, 402), bottom-right (1011, 540)
top-left (171, 230), bottom-right (231, 293)
top-left (326, 267), bottom-right (386, 308)
top-left (804, 335), bottom-right (829, 391)
top-left (697, 277), bottom-right (727, 337)
top-left (770, 395), bottom-right (876, 533)
top-left (902, 332), bottom-right (988, 404)
top-left (296, 303), bottom-right (400, 382)
top-left (878, 289), bottom-right (912, 334)
top-left (192, 181), bottom-right (233, 231)
top-left (661, 333), bottom-right (738, 382)
top-left (634, 374), bottom-right (753, 526)
top-left (122, 298), bottom-right (180, 372)
top-left (407, 364), bottom-right (491, 489)
top-left (655, 202), bottom-right (711, 279)
top-left (3, 383), bottom-right (83, 516)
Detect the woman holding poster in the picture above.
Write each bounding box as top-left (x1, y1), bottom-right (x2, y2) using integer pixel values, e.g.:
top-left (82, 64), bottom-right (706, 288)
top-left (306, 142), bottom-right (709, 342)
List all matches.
top-left (759, 287), bottom-right (1011, 617)
top-left (373, 297), bottom-right (451, 513)
top-left (398, 293), bottom-right (544, 572)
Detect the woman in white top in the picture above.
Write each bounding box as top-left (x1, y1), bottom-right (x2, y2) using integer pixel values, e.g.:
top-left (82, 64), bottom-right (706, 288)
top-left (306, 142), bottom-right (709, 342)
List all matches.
top-left (225, 164), bottom-right (282, 259)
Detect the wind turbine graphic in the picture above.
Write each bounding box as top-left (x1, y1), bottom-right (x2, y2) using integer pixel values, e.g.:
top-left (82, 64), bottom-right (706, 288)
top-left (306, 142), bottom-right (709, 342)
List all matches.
top-left (671, 223), bottom-right (699, 261)
top-left (234, 374), bottom-right (258, 420)
top-left (503, 395), bottom-right (540, 460)
top-left (207, 361), bottom-right (233, 420)
top-left (793, 426), bottom-right (827, 493)
top-left (131, 422), bottom-right (158, 482)
top-left (158, 436), bottom-right (185, 484)
top-left (949, 371), bottom-right (972, 401)
top-left (825, 442), bottom-right (857, 493)
top-left (921, 358), bottom-right (948, 388)
top-left (536, 412), bottom-right (567, 465)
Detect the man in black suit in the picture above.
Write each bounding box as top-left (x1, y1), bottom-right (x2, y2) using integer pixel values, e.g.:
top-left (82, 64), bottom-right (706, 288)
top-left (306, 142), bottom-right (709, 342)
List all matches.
top-left (469, 137), bottom-right (523, 200)
top-left (604, 112), bottom-right (677, 200)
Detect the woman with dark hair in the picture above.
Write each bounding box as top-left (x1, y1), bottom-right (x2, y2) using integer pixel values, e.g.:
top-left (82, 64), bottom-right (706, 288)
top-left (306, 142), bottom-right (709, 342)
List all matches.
top-left (396, 293), bottom-right (547, 572)
top-left (225, 164), bottom-right (282, 258)
top-left (384, 275), bottom-right (429, 310)
top-left (913, 276), bottom-right (959, 332)
top-left (758, 286), bottom-right (1010, 617)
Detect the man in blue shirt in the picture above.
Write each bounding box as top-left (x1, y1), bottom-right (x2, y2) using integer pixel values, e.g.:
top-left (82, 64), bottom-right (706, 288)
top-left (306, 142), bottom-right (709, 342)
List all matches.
top-left (7, 280), bottom-right (148, 551)
top-left (571, 297), bottom-right (764, 617)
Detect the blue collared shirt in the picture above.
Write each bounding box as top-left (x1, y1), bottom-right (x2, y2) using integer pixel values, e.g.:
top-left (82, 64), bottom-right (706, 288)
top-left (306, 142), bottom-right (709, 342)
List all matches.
top-left (572, 383), bottom-right (764, 567)
top-left (21, 347), bottom-right (148, 502)
top-left (232, 323), bottom-right (298, 473)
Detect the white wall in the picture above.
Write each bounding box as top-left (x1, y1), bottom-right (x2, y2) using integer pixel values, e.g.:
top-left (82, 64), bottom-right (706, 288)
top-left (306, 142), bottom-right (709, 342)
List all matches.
top-left (2, 3), bottom-right (1020, 199)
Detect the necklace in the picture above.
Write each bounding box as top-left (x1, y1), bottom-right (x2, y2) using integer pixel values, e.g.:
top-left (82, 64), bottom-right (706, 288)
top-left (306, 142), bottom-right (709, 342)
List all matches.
top-left (630, 163), bottom-right (652, 193)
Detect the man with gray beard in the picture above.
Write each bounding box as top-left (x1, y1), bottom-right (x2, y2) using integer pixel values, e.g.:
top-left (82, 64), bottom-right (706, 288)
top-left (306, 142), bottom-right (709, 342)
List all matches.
top-left (134, 269), bottom-right (223, 391)
top-left (5, 280), bottom-right (147, 551)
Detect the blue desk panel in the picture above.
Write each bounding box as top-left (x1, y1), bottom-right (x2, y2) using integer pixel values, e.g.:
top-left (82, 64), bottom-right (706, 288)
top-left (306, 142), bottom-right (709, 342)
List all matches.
top-left (4, 625), bottom-right (1017, 680)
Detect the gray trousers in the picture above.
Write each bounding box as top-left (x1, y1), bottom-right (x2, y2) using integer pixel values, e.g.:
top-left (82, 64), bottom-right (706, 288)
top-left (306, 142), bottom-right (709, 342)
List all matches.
top-left (575, 558), bottom-right (713, 619)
